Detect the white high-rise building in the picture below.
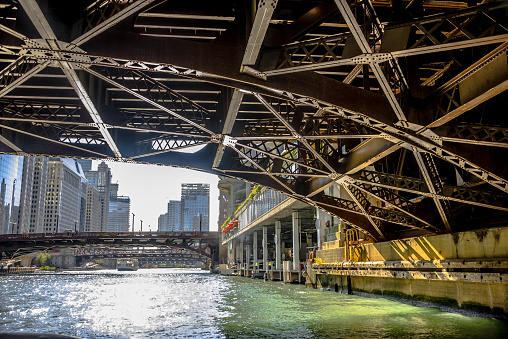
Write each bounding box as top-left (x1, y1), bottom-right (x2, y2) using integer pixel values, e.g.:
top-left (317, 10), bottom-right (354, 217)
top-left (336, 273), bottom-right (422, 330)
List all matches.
top-left (43, 158), bottom-right (87, 232)
top-left (85, 161), bottom-right (111, 232)
top-left (85, 185), bottom-right (101, 232)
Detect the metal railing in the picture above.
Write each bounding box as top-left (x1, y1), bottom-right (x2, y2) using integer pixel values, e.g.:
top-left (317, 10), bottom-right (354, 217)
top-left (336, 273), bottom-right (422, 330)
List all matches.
top-left (222, 187), bottom-right (289, 242)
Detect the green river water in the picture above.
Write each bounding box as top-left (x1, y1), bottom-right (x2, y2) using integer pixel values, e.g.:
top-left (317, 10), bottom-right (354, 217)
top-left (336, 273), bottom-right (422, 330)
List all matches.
top-left (0, 268), bottom-right (507, 338)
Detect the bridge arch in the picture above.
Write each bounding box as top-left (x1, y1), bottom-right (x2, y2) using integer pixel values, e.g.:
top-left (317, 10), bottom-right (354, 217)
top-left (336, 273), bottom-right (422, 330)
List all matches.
top-left (0, 0), bottom-right (506, 241)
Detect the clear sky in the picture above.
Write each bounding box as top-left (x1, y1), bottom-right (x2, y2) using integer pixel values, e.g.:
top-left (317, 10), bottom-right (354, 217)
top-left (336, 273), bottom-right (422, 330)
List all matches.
top-left (92, 160), bottom-right (220, 232)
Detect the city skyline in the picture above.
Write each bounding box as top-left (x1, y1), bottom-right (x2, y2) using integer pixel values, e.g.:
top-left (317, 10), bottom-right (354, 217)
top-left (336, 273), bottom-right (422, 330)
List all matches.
top-left (92, 160), bottom-right (220, 232)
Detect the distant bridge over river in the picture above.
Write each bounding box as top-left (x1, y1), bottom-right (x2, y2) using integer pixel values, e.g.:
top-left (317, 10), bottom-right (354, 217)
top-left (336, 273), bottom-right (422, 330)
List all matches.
top-left (0, 231), bottom-right (221, 261)
top-left (74, 247), bottom-right (210, 265)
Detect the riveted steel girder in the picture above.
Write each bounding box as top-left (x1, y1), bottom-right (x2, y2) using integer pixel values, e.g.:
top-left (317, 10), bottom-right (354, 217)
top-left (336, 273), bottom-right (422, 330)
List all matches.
top-left (0, 0), bottom-right (507, 241)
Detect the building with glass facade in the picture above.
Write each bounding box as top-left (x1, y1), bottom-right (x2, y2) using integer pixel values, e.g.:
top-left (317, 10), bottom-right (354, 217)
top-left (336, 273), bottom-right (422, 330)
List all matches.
top-left (158, 213), bottom-right (169, 232)
top-left (167, 200), bottom-right (181, 231)
top-left (75, 159), bottom-right (92, 172)
top-left (18, 156), bottom-right (48, 233)
top-left (108, 183), bottom-right (130, 232)
top-left (158, 200), bottom-right (181, 232)
top-left (85, 161), bottom-right (111, 232)
top-left (181, 183), bottom-right (209, 232)
top-left (0, 155), bottom-right (23, 234)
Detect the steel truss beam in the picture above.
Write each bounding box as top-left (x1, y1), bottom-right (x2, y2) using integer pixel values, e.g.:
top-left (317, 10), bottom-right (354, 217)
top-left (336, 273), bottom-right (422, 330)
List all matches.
top-left (266, 86), bottom-right (508, 194)
top-left (262, 1), bottom-right (508, 76)
top-left (352, 170), bottom-right (508, 212)
top-left (347, 179), bottom-right (439, 231)
top-left (0, 99), bottom-right (109, 147)
top-left (311, 192), bottom-right (431, 240)
top-left (412, 149), bottom-right (452, 230)
top-left (254, 93), bottom-right (337, 173)
top-left (19, 0), bottom-right (122, 158)
top-left (0, 122), bottom-right (109, 157)
top-left (71, 0), bottom-right (158, 46)
top-left (28, 26), bottom-right (503, 198)
top-left (436, 124), bottom-right (508, 148)
top-left (236, 141), bottom-right (330, 176)
top-left (1, 1), bottom-right (506, 241)
top-left (341, 183), bottom-right (385, 238)
top-left (0, 57), bottom-right (49, 98)
top-left (215, 0), bottom-right (277, 168)
top-left (86, 67), bottom-right (213, 136)
top-left (212, 89), bottom-right (243, 168)
top-left (241, 0), bottom-right (278, 67)
top-left (428, 42), bottom-right (508, 128)
top-left (230, 145), bottom-right (296, 195)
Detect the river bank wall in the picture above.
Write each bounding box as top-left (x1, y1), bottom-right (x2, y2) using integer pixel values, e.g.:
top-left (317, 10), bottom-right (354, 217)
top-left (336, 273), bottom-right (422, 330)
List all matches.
top-left (308, 226), bottom-right (508, 314)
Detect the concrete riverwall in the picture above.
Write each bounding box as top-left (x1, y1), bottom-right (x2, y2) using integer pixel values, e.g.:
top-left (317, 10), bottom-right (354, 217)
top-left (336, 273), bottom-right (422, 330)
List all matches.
top-left (311, 226), bottom-right (508, 314)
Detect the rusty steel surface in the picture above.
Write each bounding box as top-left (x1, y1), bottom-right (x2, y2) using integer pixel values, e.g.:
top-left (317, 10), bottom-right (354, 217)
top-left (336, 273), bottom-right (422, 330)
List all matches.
top-left (0, 0), bottom-right (507, 242)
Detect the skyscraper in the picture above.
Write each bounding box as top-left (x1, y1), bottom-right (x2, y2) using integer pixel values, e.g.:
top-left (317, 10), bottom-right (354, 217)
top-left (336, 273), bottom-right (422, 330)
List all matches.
top-left (108, 183), bottom-right (130, 232)
top-left (85, 185), bottom-right (101, 232)
top-left (181, 183), bottom-right (209, 232)
top-left (75, 159), bottom-right (92, 172)
top-left (158, 213), bottom-right (169, 232)
top-left (18, 156), bottom-right (48, 233)
top-left (158, 200), bottom-right (181, 232)
top-left (0, 155), bottom-right (23, 234)
top-left (43, 158), bottom-right (87, 232)
top-left (85, 161), bottom-right (111, 232)
top-left (167, 200), bottom-right (181, 231)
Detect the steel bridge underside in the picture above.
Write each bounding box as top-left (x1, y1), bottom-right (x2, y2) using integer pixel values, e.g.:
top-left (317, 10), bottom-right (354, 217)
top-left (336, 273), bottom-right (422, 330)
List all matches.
top-left (0, 232), bottom-right (219, 259)
top-left (0, 0), bottom-right (507, 242)
top-left (76, 249), bottom-right (210, 264)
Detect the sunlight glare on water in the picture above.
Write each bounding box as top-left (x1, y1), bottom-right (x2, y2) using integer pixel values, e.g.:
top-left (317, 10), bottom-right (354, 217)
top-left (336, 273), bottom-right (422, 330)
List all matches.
top-left (1, 268), bottom-right (507, 338)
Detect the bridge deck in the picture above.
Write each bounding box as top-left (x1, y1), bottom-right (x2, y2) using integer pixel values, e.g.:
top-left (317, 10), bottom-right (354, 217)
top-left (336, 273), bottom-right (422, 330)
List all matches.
top-left (0, 231), bottom-right (220, 259)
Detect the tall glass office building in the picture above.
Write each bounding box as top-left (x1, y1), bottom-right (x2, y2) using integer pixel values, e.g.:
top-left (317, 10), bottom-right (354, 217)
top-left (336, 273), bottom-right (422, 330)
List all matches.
top-left (181, 183), bottom-right (209, 232)
top-left (0, 155), bottom-right (24, 234)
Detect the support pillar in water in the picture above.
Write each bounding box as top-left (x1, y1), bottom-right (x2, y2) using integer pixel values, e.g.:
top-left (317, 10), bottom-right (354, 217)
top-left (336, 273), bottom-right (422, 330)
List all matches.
top-left (263, 226), bottom-right (268, 271)
top-left (275, 220), bottom-right (281, 270)
top-left (253, 231), bottom-right (258, 270)
top-left (245, 235), bottom-right (251, 272)
top-left (240, 238), bottom-right (244, 272)
top-left (292, 211), bottom-right (300, 271)
top-left (316, 208), bottom-right (327, 250)
top-left (347, 275), bottom-right (352, 295)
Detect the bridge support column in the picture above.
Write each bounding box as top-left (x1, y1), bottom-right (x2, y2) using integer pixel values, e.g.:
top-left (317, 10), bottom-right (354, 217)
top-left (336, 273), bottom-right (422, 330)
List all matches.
top-left (240, 238), bottom-right (244, 275)
top-left (227, 241), bottom-right (234, 264)
top-left (245, 236), bottom-right (251, 273)
top-left (235, 241), bottom-right (241, 263)
top-left (263, 226), bottom-right (268, 272)
top-left (253, 231), bottom-right (258, 270)
top-left (275, 220), bottom-right (281, 270)
top-left (292, 211), bottom-right (300, 272)
top-left (316, 208), bottom-right (327, 250)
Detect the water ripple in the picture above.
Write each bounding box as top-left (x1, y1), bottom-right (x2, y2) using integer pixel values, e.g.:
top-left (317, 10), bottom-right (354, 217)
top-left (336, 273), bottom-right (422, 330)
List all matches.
top-left (1, 269), bottom-right (507, 338)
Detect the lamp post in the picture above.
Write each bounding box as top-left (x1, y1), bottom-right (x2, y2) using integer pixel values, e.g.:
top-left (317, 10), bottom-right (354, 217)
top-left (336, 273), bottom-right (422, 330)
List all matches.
top-left (74, 220), bottom-right (77, 233)
top-left (132, 213), bottom-right (135, 234)
top-left (140, 219), bottom-right (143, 233)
